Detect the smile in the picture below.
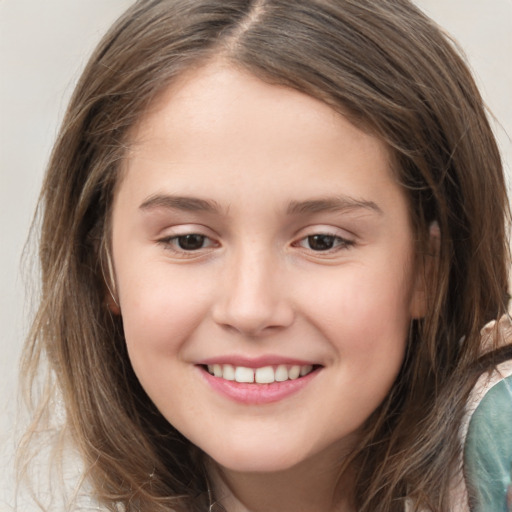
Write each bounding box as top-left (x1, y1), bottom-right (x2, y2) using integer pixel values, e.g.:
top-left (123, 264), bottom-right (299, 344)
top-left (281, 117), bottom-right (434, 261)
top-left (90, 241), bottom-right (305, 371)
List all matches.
top-left (206, 364), bottom-right (315, 383)
top-left (199, 361), bottom-right (321, 405)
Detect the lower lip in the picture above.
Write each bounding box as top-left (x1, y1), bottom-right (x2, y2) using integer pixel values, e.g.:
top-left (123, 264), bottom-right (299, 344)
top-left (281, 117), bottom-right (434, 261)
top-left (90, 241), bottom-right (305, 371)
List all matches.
top-left (199, 366), bottom-right (320, 405)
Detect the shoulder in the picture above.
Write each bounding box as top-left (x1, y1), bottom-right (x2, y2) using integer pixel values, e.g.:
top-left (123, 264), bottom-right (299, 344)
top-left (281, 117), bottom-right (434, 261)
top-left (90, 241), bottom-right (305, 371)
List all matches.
top-left (457, 316), bottom-right (512, 512)
top-left (463, 361), bottom-right (512, 512)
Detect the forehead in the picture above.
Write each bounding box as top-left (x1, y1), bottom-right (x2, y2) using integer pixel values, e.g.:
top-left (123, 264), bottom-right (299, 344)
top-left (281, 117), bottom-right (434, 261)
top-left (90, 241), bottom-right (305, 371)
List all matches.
top-left (129, 61), bottom-right (386, 153)
top-left (118, 62), bottom-right (403, 217)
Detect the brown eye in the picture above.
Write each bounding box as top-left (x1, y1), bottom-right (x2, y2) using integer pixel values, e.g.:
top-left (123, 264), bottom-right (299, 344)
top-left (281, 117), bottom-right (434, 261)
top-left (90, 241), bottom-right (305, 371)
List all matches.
top-left (177, 234), bottom-right (207, 250)
top-left (295, 233), bottom-right (354, 253)
top-left (307, 234), bottom-right (337, 251)
top-left (157, 231), bottom-right (218, 256)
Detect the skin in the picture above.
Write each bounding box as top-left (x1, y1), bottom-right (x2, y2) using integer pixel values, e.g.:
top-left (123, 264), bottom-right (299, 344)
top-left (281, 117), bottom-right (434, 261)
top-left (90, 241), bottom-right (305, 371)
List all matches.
top-left (110, 61), bottom-right (426, 511)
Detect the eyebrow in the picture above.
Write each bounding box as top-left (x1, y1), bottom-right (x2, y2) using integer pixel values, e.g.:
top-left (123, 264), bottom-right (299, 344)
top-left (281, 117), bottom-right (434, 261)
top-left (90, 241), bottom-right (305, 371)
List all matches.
top-left (139, 194), bottom-right (221, 213)
top-left (139, 193), bottom-right (383, 216)
top-left (286, 196), bottom-right (383, 216)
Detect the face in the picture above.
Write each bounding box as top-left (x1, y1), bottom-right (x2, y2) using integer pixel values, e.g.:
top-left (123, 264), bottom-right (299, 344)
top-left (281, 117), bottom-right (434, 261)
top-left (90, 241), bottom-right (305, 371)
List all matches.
top-left (111, 62), bottom-right (424, 474)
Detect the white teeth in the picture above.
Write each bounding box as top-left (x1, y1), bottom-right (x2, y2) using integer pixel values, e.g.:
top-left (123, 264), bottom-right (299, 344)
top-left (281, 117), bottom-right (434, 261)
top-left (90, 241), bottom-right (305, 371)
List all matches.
top-left (275, 365), bottom-right (288, 382)
top-left (235, 366), bottom-right (254, 383)
top-left (300, 364), bottom-right (313, 376)
top-left (223, 364), bottom-right (235, 381)
top-left (206, 363), bottom-right (315, 383)
top-left (255, 366), bottom-right (275, 384)
top-left (288, 365), bottom-right (301, 380)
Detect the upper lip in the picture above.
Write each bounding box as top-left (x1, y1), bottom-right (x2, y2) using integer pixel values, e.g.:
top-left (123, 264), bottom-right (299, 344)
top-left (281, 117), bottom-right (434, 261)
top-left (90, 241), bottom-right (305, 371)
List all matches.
top-left (196, 355), bottom-right (320, 368)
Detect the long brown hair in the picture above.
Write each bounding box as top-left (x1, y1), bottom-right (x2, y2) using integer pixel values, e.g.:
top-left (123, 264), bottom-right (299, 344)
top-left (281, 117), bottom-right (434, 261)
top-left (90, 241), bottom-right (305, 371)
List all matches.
top-left (20, 1), bottom-right (510, 510)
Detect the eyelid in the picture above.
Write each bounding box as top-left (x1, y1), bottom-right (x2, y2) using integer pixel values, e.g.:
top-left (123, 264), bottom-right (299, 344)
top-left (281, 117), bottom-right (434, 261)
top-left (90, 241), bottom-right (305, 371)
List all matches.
top-left (160, 234), bottom-right (217, 247)
top-left (155, 224), bottom-right (220, 256)
top-left (291, 225), bottom-right (356, 254)
top-left (293, 224), bottom-right (356, 241)
top-left (155, 223), bottom-right (218, 240)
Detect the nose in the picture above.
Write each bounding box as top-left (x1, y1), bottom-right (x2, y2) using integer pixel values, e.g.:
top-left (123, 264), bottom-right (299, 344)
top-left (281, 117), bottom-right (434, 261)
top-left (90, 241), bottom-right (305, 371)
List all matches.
top-left (211, 247), bottom-right (295, 337)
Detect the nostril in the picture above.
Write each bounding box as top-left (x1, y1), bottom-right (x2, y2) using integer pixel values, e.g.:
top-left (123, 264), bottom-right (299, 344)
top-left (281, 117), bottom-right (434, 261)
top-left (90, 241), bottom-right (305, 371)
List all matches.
top-left (212, 302), bottom-right (295, 337)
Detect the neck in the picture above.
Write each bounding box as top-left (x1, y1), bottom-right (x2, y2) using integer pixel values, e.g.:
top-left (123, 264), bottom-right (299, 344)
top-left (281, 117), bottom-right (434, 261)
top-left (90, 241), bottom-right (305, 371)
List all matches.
top-left (206, 449), bottom-right (356, 512)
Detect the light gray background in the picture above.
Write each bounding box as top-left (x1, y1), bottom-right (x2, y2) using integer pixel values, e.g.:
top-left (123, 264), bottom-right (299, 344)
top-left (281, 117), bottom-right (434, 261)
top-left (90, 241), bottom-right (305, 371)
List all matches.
top-left (1, 1), bottom-right (511, 509)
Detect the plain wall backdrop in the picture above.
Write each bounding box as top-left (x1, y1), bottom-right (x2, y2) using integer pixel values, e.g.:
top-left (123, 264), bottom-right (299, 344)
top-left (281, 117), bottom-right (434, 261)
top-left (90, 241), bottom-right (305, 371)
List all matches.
top-left (1, 1), bottom-right (511, 509)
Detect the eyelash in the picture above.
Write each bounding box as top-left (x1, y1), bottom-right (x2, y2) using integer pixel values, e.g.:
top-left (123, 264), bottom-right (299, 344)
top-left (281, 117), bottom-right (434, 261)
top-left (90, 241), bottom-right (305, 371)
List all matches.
top-left (157, 230), bottom-right (355, 256)
top-left (294, 233), bottom-right (355, 253)
top-left (157, 233), bottom-right (218, 255)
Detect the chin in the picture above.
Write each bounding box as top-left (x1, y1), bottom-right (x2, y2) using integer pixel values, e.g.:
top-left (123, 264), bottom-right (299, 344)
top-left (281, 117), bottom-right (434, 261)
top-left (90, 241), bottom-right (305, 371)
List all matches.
top-left (214, 455), bottom-right (303, 474)
top-left (202, 438), bottom-right (316, 474)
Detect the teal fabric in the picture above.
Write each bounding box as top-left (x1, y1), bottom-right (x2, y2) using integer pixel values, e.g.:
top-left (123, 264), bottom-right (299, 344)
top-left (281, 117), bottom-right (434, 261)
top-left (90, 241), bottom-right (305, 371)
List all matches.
top-left (464, 374), bottom-right (512, 512)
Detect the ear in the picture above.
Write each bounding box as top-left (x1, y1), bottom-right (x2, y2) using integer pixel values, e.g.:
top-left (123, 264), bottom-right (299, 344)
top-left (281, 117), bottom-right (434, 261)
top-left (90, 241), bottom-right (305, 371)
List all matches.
top-left (105, 288), bottom-right (121, 315)
top-left (409, 221), bottom-right (440, 319)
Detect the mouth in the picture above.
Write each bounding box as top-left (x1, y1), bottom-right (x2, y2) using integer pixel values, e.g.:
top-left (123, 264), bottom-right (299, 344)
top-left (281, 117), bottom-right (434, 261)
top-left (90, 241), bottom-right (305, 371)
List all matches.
top-left (200, 363), bottom-right (321, 384)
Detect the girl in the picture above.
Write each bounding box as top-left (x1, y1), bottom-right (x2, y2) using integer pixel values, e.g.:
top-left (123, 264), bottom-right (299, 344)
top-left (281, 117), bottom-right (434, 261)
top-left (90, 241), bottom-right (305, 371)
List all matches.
top-left (19, 0), bottom-right (512, 511)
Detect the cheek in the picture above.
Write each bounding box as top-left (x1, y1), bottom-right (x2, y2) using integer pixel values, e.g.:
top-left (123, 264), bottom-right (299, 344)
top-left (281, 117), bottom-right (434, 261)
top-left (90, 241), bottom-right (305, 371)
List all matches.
top-left (118, 266), bottom-right (213, 361)
top-left (300, 260), bottom-right (412, 380)
top-left (320, 274), bottom-right (411, 418)
top-left (308, 265), bottom-right (412, 334)
top-left (118, 272), bottom-right (213, 417)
